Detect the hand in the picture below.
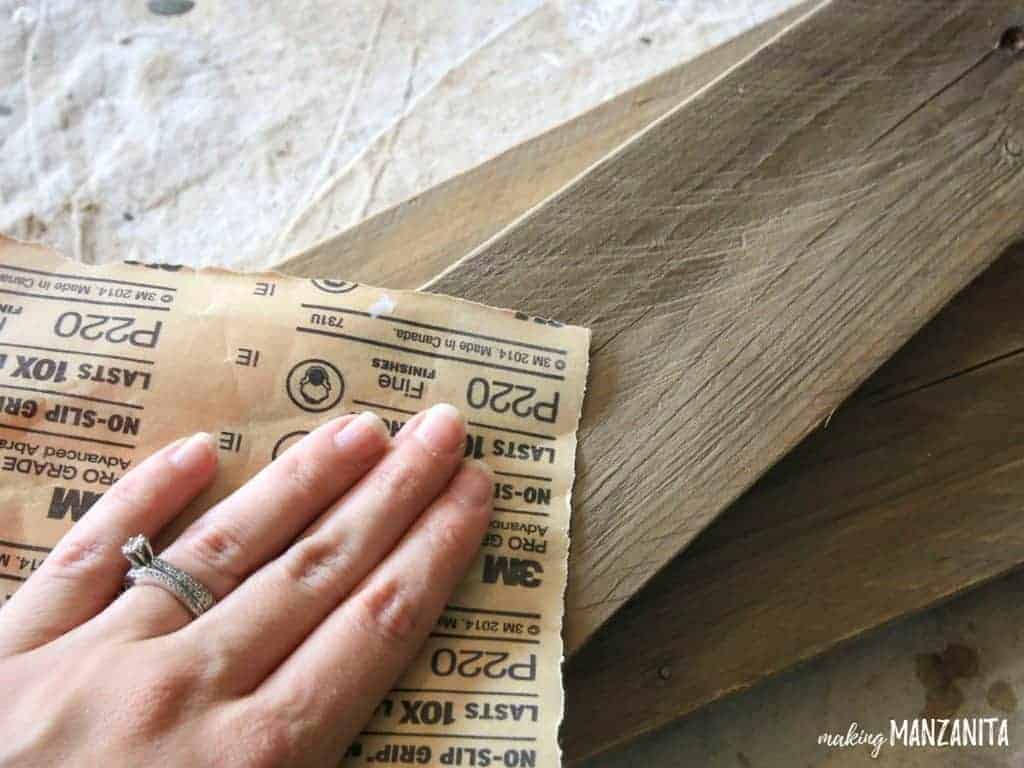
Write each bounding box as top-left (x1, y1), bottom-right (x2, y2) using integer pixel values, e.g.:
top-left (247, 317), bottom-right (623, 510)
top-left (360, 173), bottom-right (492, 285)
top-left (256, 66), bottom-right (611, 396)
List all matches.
top-left (0, 404), bottom-right (493, 767)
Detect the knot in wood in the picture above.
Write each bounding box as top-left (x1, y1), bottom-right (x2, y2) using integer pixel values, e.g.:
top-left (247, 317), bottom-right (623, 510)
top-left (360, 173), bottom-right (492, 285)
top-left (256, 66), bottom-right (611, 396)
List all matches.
top-left (999, 26), bottom-right (1024, 53)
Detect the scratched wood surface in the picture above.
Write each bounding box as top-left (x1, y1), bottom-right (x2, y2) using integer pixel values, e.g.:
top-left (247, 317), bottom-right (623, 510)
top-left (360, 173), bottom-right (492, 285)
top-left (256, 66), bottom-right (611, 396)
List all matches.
top-left (276, 3), bottom-right (819, 289)
top-left (565, 241), bottom-right (1024, 761)
top-left (280, 0), bottom-right (1024, 651)
top-left (274, 1), bottom-right (1024, 760)
top-left (424, 0), bottom-right (1024, 649)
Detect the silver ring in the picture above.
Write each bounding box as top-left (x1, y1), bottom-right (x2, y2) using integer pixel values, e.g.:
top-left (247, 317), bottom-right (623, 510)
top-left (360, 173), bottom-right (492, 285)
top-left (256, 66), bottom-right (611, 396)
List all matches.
top-left (122, 534), bottom-right (215, 618)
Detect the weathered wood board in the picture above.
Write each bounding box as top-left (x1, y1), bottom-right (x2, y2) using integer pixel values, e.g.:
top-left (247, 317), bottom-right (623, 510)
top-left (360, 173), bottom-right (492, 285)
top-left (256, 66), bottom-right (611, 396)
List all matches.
top-left (564, 241), bottom-right (1024, 761)
top-left (274, 2), bottom-right (1024, 753)
top-left (279, 0), bottom-right (1024, 652)
top-left (424, 0), bottom-right (1024, 648)
top-left (276, 3), bottom-right (821, 288)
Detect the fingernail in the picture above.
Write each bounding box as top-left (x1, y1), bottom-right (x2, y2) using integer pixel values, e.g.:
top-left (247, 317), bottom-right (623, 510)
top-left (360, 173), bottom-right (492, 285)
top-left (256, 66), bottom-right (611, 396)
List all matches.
top-left (413, 403), bottom-right (466, 455)
top-left (334, 411), bottom-right (390, 452)
top-left (169, 432), bottom-right (216, 471)
top-left (452, 460), bottom-right (496, 507)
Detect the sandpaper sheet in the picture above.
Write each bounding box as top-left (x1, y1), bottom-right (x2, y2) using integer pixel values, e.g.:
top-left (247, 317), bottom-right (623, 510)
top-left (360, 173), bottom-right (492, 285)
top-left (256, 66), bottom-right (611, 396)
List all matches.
top-left (0, 237), bottom-right (590, 767)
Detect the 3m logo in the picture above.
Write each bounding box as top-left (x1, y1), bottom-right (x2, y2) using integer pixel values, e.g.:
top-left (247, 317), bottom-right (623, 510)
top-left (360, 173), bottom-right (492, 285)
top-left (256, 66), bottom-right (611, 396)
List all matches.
top-left (481, 555), bottom-right (544, 588)
top-left (47, 487), bottom-right (102, 522)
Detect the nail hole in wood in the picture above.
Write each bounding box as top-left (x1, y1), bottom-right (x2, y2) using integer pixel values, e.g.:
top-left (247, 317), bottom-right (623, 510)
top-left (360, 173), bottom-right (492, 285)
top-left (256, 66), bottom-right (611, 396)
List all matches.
top-left (999, 26), bottom-right (1024, 53)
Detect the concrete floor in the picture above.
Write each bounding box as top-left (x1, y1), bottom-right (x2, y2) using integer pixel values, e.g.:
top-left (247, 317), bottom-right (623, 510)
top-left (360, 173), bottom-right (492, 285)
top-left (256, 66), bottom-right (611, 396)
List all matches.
top-left (2, 2), bottom-right (1021, 765)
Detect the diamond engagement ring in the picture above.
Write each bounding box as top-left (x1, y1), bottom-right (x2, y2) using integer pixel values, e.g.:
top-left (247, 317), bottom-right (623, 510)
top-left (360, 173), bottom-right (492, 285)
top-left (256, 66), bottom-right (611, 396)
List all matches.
top-left (122, 534), bottom-right (215, 618)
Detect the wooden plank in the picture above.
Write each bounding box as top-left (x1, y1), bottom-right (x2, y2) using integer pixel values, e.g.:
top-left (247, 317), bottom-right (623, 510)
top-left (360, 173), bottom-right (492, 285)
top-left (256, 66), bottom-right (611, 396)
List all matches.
top-left (564, 241), bottom-right (1024, 762)
top-left (425, 0), bottom-right (1024, 648)
top-left (269, 6), bottom-right (1024, 758)
top-left (269, 5), bottom-right (1024, 758)
top-left (274, 2), bottom-right (822, 287)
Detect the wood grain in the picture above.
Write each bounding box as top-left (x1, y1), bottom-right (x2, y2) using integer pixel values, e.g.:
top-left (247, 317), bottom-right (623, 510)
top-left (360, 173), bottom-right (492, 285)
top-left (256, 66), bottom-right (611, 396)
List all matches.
top-left (566, 241), bottom-right (1024, 762)
top-left (272, 4), bottom-right (1024, 758)
top-left (274, 2), bottom-right (821, 287)
top-left (426, 0), bottom-right (1024, 648)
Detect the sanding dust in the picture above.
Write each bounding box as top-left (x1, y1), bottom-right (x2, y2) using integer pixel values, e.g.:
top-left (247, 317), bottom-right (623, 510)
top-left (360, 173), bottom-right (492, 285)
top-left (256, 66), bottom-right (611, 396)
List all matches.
top-left (368, 294), bottom-right (396, 317)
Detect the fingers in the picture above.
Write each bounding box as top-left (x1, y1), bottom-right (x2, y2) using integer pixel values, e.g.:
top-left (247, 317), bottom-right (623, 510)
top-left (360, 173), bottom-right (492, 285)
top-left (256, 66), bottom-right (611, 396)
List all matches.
top-left (0, 433), bottom-right (218, 657)
top-left (106, 412), bottom-right (390, 638)
top-left (246, 460), bottom-right (494, 759)
top-left (186, 404), bottom-right (468, 688)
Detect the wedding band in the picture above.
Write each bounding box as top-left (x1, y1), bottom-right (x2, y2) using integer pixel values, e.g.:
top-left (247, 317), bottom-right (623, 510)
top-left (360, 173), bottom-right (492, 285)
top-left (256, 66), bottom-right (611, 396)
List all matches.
top-left (121, 534), bottom-right (215, 618)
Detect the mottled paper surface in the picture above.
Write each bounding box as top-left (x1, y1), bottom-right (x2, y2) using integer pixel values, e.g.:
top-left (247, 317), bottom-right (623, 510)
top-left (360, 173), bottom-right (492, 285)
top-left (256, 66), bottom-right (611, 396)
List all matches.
top-left (0, 237), bottom-right (589, 767)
